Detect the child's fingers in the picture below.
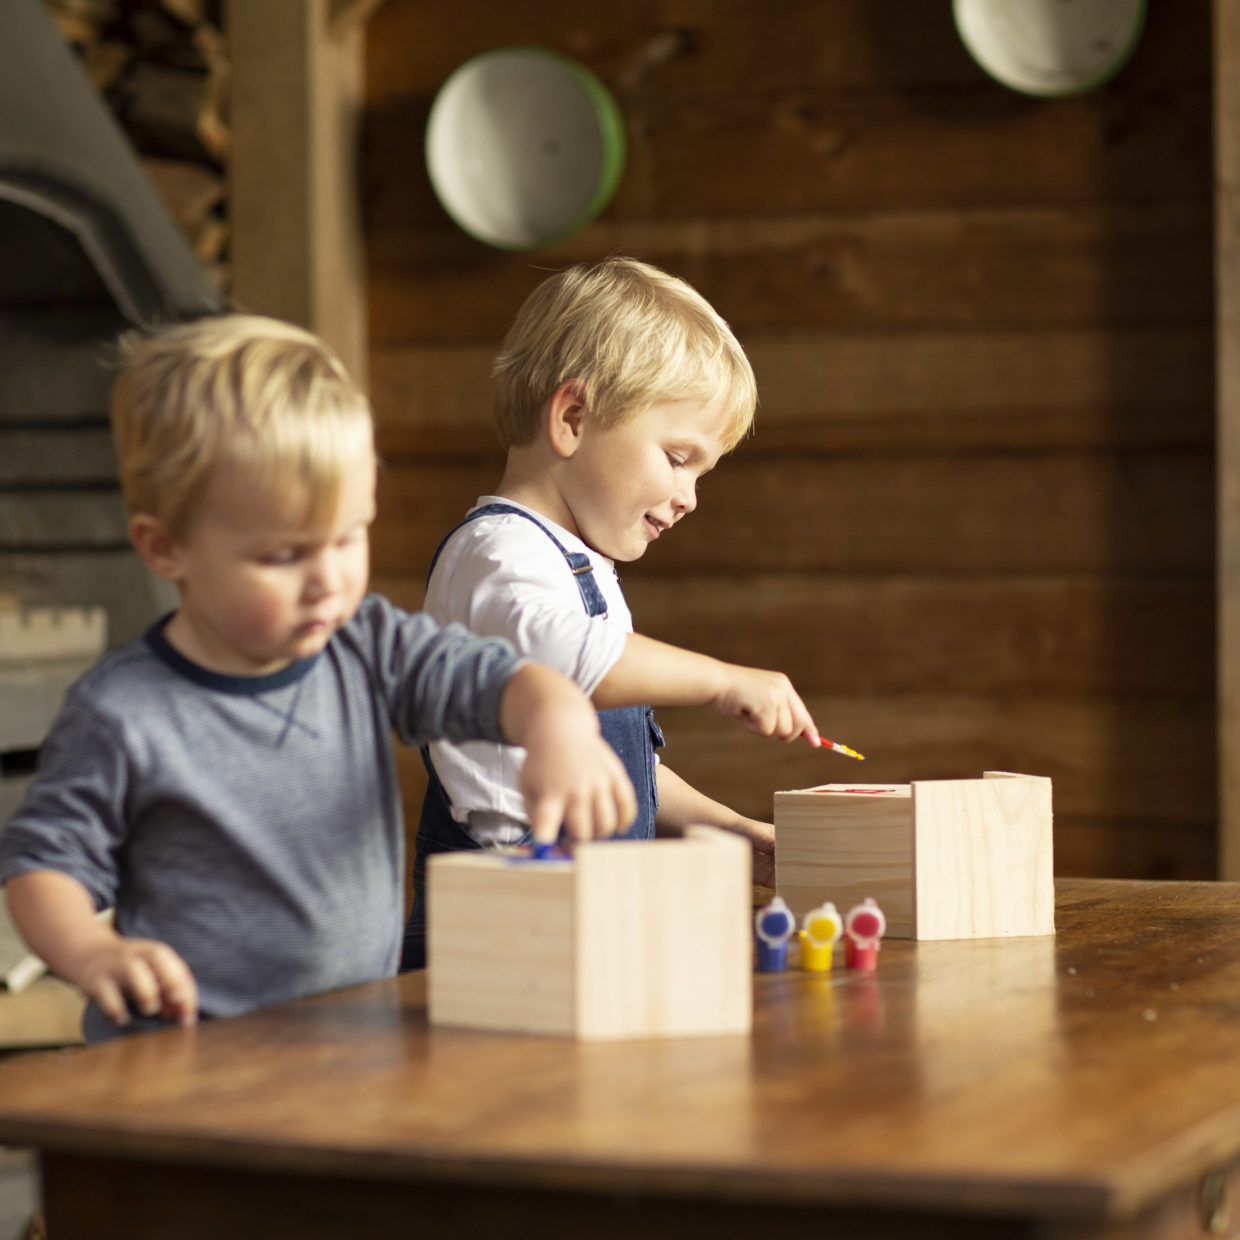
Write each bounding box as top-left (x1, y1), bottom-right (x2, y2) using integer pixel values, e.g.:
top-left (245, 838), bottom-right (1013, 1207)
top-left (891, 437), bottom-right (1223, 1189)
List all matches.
top-left (578, 747), bottom-right (636, 839)
top-left (120, 954), bottom-right (165, 1018)
top-left (728, 670), bottom-right (818, 742)
top-left (748, 823), bottom-right (776, 852)
top-left (792, 698), bottom-right (818, 744)
top-left (528, 794), bottom-right (567, 844)
top-left (90, 976), bottom-right (132, 1028)
top-left (146, 948), bottom-right (199, 1027)
top-left (773, 694), bottom-right (818, 742)
top-left (560, 789), bottom-right (599, 843)
top-left (600, 771), bottom-right (637, 838)
top-left (523, 741), bottom-right (637, 843)
top-left (557, 782), bottom-right (624, 843)
top-left (770, 696), bottom-right (817, 742)
top-left (526, 786), bottom-right (603, 843)
top-left (587, 785), bottom-right (618, 840)
top-left (111, 943), bottom-right (199, 1026)
top-left (746, 704), bottom-right (790, 738)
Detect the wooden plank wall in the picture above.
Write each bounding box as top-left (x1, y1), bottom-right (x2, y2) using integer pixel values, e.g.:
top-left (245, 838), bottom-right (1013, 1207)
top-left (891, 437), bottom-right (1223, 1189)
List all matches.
top-left (1216, 0), bottom-right (1240, 880)
top-left (362, 0), bottom-right (1215, 881)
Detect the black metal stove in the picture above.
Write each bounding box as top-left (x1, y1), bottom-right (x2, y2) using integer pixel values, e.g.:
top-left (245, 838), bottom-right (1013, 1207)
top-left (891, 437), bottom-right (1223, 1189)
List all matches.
top-left (0, 0), bottom-right (221, 819)
top-left (0, 0), bottom-right (220, 642)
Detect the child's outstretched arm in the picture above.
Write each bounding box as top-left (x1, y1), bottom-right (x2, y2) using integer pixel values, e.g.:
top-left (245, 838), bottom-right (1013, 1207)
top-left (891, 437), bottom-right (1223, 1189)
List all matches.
top-left (655, 765), bottom-right (776, 886)
top-left (5, 870), bottom-right (198, 1029)
top-left (500, 663), bottom-right (638, 843)
top-left (593, 633), bottom-right (819, 743)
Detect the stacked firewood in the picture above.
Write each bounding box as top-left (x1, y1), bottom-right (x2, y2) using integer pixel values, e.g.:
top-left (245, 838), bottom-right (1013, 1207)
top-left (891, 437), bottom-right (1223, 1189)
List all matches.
top-left (46, 0), bottom-right (231, 295)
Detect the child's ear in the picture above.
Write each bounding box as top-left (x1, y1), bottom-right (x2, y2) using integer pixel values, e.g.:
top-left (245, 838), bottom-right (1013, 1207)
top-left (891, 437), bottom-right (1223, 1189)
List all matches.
top-left (546, 379), bottom-right (588, 459)
top-left (129, 514), bottom-right (183, 582)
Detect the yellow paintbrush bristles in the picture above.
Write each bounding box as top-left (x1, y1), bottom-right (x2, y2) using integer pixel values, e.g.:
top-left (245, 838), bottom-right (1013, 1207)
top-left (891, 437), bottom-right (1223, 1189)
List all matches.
top-left (818, 736), bottom-right (866, 761)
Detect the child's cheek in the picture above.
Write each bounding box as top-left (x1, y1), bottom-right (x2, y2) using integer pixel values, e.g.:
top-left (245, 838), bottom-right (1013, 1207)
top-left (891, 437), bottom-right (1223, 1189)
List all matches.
top-left (244, 587), bottom-right (296, 638)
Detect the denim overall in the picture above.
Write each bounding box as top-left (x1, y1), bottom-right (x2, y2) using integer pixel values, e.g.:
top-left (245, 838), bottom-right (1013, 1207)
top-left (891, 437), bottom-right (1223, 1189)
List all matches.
top-left (400, 503), bottom-right (662, 970)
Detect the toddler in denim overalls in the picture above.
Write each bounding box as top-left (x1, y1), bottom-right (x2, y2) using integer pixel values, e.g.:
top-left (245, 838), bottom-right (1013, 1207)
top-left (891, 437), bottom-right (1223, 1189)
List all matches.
top-left (401, 259), bottom-right (823, 971)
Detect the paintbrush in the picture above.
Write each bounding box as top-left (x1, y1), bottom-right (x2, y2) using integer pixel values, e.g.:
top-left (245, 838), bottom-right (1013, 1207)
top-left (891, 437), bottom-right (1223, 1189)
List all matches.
top-left (817, 735), bottom-right (866, 761)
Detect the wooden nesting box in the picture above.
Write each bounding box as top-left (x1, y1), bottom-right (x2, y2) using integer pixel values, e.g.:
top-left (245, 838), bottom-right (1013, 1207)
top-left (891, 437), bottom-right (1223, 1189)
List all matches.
top-left (774, 771), bottom-right (1054, 940)
top-left (428, 827), bottom-right (752, 1040)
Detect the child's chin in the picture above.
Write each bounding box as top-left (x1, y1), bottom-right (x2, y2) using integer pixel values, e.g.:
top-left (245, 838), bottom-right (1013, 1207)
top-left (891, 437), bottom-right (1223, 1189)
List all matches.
top-left (618, 538), bottom-right (649, 562)
top-left (288, 630), bottom-right (332, 659)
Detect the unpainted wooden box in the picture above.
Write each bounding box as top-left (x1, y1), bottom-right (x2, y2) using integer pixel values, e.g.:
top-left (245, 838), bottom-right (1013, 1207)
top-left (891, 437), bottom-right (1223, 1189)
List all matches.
top-left (774, 771), bottom-right (1054, 940)
top-left (428, 827), bottom-right (752, 1040)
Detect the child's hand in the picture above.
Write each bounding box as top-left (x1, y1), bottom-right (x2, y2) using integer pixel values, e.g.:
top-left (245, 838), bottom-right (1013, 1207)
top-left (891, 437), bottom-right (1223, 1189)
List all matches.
top-left (71, 936), bottom-right (199, 1030)
top-left (5, 870), bottom-right (199, 1030)
top-left (502, 664), bottom-right (638, 843)
top-left (720, 816), bottom-right (775, 887)
top-left (714, 666), bottom-right (817, 742)
top-left (520, 721), bottom-right (637, 843)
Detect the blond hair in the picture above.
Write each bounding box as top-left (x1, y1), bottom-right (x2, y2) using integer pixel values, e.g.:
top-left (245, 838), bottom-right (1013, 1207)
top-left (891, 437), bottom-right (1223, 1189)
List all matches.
top-left (110, 314), bottom-right (373, 537)
top-left (492, 257), bottom-right (757, 450)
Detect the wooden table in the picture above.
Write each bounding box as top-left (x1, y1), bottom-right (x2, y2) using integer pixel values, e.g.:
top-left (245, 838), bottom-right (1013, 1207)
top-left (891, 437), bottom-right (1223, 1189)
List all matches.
top-left (3, 879), bottom-right (1240, 1239)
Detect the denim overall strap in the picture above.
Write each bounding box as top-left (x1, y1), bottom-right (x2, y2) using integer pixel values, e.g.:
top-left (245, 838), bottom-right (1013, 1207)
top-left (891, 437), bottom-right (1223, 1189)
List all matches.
top-left (401, 503), bottom-right (659, 971)
top-left (425, 502), bottom-right (609, 618)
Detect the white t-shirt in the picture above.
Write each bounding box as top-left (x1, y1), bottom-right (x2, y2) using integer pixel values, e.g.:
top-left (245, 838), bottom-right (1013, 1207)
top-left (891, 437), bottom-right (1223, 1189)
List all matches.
top-left (425, 497), bottom-right (633, 836)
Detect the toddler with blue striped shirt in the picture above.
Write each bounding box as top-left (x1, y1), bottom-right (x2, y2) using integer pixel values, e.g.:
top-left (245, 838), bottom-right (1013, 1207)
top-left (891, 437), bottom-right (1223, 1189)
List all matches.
top-left (0, 314), bottom-right (634, 1039)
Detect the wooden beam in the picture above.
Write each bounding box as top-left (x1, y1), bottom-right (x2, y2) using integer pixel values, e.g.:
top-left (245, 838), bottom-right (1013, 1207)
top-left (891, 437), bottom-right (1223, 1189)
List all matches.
top-left (226, 0), bottom-right (368, 385)
top-left (1216, 0), bottom-right (1240, 878)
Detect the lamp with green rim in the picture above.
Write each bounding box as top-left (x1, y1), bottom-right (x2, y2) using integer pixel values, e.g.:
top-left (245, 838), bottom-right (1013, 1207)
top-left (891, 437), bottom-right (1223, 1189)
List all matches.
top-left (425, 45), bottom-right (626, 251)
top-left (952, 0), bottom-right (1146, 98)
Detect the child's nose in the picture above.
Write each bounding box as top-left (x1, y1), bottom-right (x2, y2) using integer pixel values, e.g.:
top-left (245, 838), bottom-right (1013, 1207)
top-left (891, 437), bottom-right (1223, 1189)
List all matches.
top-left (306, 550), bottom-right (341, 596)
top-left (673, 479), bottom-right (698, 515)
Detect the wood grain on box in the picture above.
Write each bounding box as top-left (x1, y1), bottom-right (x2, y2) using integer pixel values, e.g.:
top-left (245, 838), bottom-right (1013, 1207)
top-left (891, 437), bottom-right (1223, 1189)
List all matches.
top-left (775, 771), bottom-right (1053, 940)
top-left (429, 826), bottom-right (752, 1040)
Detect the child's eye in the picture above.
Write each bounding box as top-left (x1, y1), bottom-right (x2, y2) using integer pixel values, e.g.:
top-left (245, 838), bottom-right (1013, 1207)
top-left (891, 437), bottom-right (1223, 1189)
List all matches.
top-left (666, 452), bottom-right (685, 468)
top-left (338, 523), bottom-right (371, 548)
top-left (259, 549), bottom-right (301, 566)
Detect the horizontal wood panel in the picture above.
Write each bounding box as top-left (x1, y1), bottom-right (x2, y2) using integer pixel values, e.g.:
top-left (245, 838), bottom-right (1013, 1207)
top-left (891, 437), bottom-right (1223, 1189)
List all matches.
top-left (634, 695), bottom-right (1215, 823)
top-left (624, 575), bottom-right (1215, 697)
top-left (365, 84), bottom-right (1210, 230)
top-left (393, 693), bottom-right (1215, 879)
top-left (372, 450), bottom-right (1214, 578)
top-left (367, 0), bottom-right (1214, 888)
top-left (371, 573), bottom-right (1212, 699)
top-left (368, 202), bottom-right (1213, 344)
top-left (370, 326), bottom-right (1214, 456)
top-left (1052, 816), bottom-right (1215, 881)
top-left (393, 692), bottom-right (1216, 824)
top-left (0, 492), bottom-right (128, 551)
top-left (616, 90), bottom-right (1209, 220)
top-left (366, 0), bottom-right (1205, 101)
top-left (742, 330), bottom-right (1214, 453)
top-left (365, 0), bottom-right (1041, 99)
top-left (0, 428), bottom-right (116, 486)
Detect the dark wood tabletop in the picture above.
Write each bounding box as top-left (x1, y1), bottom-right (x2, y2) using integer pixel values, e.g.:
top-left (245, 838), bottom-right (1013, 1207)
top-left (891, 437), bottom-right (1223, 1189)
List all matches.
top-left (5, 878), bottom-right (1240, 1239)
